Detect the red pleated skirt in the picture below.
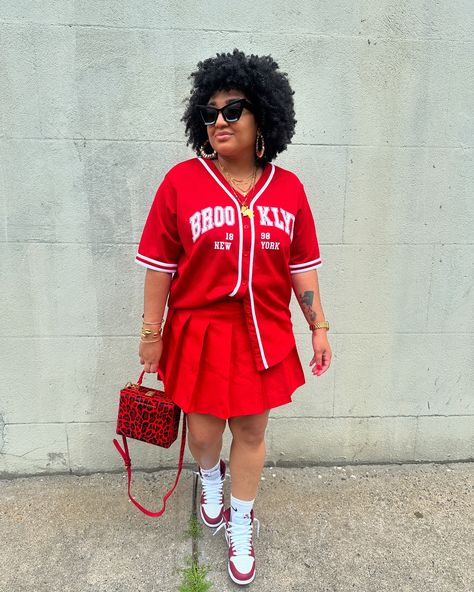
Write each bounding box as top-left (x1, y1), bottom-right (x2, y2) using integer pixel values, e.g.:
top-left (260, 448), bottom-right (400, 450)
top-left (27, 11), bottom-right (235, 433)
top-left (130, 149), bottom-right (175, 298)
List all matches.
top-left (158, 300), bottom-right (305, 420)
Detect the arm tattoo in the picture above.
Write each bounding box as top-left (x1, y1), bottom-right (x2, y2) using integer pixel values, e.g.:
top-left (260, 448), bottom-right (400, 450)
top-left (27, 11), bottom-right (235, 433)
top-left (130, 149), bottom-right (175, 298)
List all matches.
top-left (298, 290), bottom-right (317, 323)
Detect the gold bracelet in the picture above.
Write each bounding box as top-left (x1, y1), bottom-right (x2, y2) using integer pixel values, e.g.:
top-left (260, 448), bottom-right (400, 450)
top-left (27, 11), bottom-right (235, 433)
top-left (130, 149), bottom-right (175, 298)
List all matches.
top-left (141, 314), bottom-right (164, 326)
top-left (140, 337), bottom-right (162, 343)
top-left (309, 321), bottom-right (330, 332)
top-left (141, 329), bottom-right (161, 338)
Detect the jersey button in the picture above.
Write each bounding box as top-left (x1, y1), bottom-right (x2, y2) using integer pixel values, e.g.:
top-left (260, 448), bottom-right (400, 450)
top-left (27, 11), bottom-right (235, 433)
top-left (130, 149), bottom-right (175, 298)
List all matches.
top-left (243, 251), bottom-right (249, 257)
top-left (244, 224), bottom-right (249, 229)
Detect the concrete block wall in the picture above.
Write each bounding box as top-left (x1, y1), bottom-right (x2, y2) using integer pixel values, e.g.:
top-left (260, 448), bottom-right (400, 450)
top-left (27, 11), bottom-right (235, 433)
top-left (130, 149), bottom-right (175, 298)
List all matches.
top-left (0, 1), bottom-right (473, 476)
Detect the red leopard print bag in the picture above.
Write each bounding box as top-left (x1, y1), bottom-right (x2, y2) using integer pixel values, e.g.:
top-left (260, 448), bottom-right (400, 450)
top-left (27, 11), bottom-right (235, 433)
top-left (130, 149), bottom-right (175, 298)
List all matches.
top-left (113, 370), bottom-right (186, 517)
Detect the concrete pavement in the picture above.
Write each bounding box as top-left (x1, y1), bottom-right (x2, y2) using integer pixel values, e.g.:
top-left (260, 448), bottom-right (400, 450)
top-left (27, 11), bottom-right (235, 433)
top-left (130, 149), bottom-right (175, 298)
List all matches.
top-left (1, 462), bottom-right (473, 592)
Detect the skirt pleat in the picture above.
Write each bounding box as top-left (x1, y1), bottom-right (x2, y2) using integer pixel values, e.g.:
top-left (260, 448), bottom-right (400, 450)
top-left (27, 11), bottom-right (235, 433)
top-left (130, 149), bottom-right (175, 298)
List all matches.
top-left (158, 300), bottom-right (305, 420)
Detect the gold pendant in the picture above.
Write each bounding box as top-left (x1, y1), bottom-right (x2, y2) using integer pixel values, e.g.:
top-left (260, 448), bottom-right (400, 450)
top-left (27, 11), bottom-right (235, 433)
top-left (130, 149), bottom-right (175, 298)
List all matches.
top-left (241, 205), bottom-right (254, 219)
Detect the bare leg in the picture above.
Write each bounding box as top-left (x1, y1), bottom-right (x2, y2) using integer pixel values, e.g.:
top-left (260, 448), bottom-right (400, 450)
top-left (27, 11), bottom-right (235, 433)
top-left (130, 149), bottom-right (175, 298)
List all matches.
top-left (228, 410), bottom-right (270, 500)
top-left (186, 412), bottom-right (226, 469)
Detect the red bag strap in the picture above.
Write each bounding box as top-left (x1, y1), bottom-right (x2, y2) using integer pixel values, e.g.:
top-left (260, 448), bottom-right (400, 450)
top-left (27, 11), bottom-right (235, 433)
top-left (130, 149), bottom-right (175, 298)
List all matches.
top-left (112, 370), bottom-right (186, 517)
top-left (112, 415), bottom-right (186, 517)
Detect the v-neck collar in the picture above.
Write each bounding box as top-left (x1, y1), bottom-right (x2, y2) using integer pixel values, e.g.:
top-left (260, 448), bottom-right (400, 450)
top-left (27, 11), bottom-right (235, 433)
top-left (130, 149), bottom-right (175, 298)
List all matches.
top-left (204, 158), bottom-right (271, 201)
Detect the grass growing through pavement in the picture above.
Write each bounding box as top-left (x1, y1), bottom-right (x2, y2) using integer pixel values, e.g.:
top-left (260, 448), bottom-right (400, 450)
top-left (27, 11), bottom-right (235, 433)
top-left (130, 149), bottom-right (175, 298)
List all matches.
top-left (184, 514), bottom-right (203, 540)
top-left (178, 474), bottom-right (213, 591)
top-left (178, 558), bottom-right (212, 592)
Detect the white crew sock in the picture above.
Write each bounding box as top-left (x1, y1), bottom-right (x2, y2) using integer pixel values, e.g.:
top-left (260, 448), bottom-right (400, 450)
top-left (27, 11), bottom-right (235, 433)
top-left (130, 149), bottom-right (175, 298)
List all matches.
top-left (230, 494), bottom-right (254, 525)
top-left (200, 460), bottom-right (221, 482)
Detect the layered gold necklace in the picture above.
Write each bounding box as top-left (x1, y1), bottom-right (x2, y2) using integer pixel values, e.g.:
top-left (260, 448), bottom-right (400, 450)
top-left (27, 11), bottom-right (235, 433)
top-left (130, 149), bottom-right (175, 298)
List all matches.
top-left (216, 160), bottom-right (259, 218)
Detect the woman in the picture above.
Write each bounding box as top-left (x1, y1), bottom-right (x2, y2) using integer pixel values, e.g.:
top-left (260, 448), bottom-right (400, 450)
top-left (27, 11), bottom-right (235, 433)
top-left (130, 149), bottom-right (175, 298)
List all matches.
top-left (136, 49), bottom-right (332, 586)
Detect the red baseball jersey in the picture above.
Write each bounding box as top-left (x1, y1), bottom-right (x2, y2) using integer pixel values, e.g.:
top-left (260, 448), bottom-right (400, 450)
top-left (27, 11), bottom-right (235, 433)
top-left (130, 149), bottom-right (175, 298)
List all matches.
top-left (136, 157), bottom-right (322, 371)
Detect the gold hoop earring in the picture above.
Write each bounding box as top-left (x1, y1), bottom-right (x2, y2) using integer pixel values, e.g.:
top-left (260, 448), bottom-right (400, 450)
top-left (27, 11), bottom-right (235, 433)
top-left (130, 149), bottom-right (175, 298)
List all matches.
top-left (256, 132), bottom-right (265, 159)
top-left (198, 140), bottom-right (218, 159)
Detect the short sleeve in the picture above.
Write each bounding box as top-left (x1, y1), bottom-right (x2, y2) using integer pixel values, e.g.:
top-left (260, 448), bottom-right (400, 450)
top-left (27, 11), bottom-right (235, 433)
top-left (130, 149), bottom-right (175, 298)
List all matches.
top-left (288, 182), bottom-right (323, 274)
top-left (135, 175), bottom-right (182, 273)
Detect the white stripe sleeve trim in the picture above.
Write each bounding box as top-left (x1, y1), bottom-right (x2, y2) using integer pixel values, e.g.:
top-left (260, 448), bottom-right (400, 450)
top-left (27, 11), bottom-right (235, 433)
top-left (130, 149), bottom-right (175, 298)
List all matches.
top-left (289, 257), bottom-right (322, 269)
top-left (290, 262), bottom-right (323, 274)
top-left (136, 253), bottom-right (177, 268)
top-left (135, 259), bottom-right (175, 273)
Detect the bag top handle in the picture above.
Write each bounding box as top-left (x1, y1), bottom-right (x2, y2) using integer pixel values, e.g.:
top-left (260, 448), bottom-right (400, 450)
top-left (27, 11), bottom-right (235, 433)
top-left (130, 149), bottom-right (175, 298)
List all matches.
top-left (136, 369), bottom-right (164, 386)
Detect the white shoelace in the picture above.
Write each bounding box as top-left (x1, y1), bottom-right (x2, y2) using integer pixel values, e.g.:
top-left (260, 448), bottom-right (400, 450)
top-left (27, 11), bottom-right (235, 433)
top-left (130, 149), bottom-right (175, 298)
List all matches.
top-left (214, 516), bottom-right (260, 556)
top-left (194, 470), bottom-right (224, 505)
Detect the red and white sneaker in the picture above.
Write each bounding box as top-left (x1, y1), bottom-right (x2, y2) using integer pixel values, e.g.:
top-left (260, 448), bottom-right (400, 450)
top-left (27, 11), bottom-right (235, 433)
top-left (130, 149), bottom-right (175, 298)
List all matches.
top-left (214, 507), bottom-right (260, 585)
top-left (195, 460), bottom-right (226, 527)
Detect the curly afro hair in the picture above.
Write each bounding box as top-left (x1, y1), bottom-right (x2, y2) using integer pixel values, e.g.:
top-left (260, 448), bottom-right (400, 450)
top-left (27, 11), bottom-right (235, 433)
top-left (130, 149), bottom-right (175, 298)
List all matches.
top-left (181, 49), bottom-right (296, 165)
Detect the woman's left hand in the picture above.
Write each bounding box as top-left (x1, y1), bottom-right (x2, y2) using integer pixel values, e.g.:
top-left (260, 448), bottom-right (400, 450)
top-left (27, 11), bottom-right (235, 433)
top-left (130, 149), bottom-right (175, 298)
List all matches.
top-left (310, 330), bottom-right (332, 376)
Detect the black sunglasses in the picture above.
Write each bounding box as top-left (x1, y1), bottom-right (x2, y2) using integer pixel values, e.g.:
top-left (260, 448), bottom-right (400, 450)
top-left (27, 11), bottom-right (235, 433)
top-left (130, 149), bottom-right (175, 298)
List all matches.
top-left (196, 99), bottom-right (254, 126)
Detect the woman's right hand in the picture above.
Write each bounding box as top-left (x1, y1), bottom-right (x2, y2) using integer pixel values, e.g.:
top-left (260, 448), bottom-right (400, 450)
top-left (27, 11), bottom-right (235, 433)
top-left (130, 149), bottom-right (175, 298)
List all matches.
top-left (139, 339), bottom-right (163, 373)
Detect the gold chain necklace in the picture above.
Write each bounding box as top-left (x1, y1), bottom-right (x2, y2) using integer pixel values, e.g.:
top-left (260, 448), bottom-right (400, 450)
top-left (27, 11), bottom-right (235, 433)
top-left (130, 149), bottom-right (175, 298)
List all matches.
top-left (216, 161), bottom-right (258, 218)
top-left (227, 169), bottom-right (255, 185)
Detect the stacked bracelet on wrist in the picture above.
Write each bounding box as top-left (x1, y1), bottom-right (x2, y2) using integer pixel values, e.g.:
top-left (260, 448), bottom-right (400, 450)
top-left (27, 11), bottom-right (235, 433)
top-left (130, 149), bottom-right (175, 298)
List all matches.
top-left (140, 316), bottom-right (164, 343)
